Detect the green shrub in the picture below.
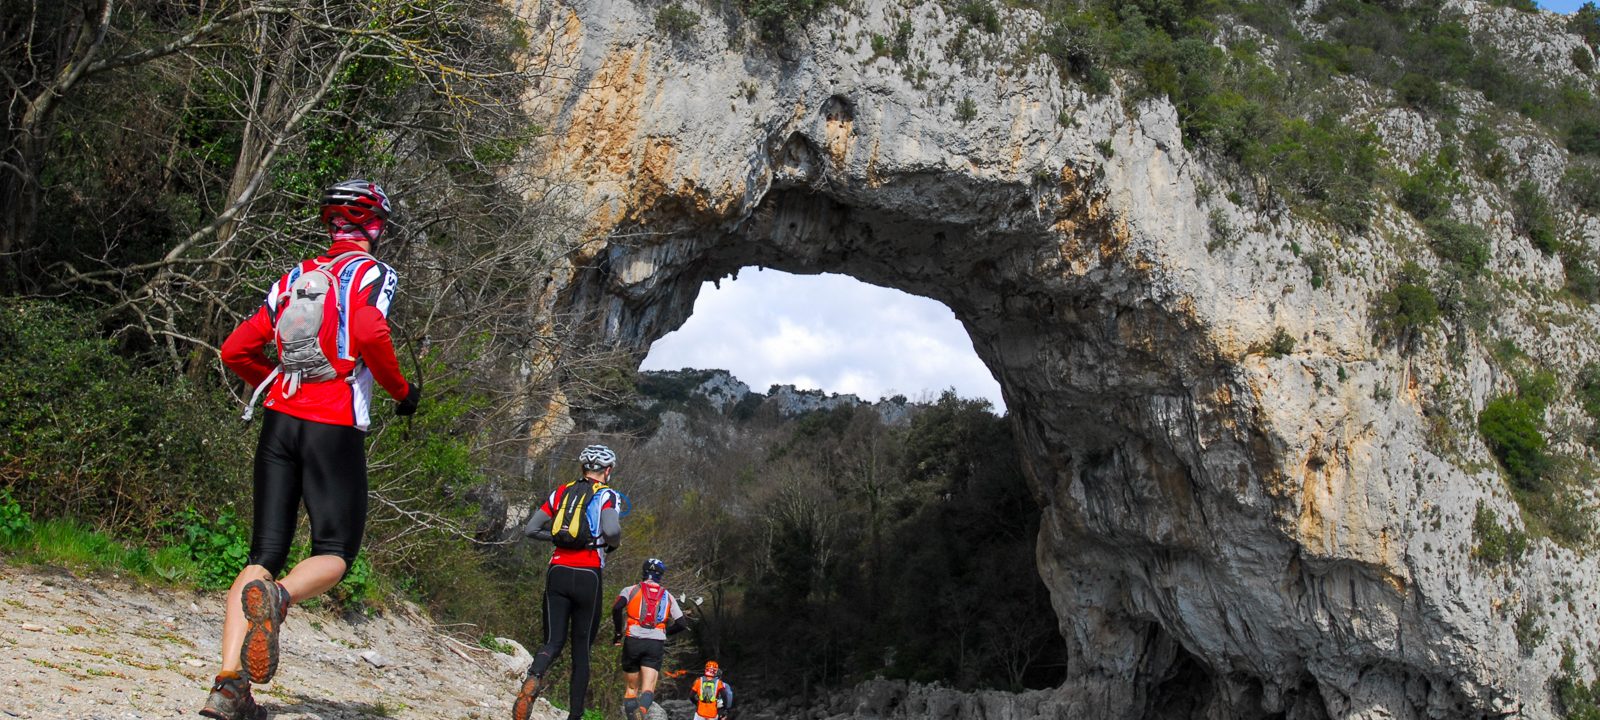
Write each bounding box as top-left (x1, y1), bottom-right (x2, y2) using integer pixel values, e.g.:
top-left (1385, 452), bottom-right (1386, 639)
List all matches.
top-left (956, 95), bottom-right (978, 123)
top-left (1396, 72), bottom-right (1451, 113)
top-left (0, 300), bottom-right (252, 535)
top-left (1479, 394), bottom-right (1550, 492)
top-left (1571, 118), bottom-right (1600, 157)
top-left (1041, 10), bottom-right (1113, 94)
top-left (1566, 251), bottom-right (1600, 303)
top-left (1372, 261), bottom-right (1440, 350)
top-left (656, 3), bottom-right (700, 35)
top-left (1555, 644), bottom-right (1600, 720)
top-left (1578, 364), bottom-right (1600, 426)
top-left (1512, 181), bottom-right (1561, 254)
top-left (1424, 218), bottom-right (1490, 277)
top-left (1472, 502), bottom-right (1528, 564)
top-left (892, 19), bottom-right (913, 60)
top-left (1515, 602), bottom-right (1545, 654)
top-left (171, 507), bottom-right (252, 591)
top-left (1566, 161), bottom-right (1600, 213)
top-left (1250, 327), bottom-right (1296, 358)
top-left (1574, 3), bottom-right (1600, 49)
top-left (960, 0), bottom-right (1001, 33)
top-left (743, 0), bottom-right (835, 39)
top-left (1397, 153), bottom-right (1459, 221)
top-left (0, 489), bottom-right (34, 547)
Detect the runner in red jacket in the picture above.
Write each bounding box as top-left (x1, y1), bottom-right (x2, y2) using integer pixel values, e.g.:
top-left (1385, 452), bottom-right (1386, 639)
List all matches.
top-left (200, 180), bottom-right (420, 720)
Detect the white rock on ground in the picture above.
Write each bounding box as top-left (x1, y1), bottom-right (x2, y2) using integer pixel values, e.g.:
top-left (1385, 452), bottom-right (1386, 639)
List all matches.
top-left (0, 566), bottom-right (564, 720)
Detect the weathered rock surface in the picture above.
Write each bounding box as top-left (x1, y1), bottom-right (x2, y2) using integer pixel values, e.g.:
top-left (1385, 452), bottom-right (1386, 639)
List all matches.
top-left (513, 0), bottom-right (1600, 717)
top-left (0, 566), bottom-right (557, 720)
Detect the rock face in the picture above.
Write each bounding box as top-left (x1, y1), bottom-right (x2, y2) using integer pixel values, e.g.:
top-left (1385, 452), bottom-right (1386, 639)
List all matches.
top-left (513, 0), bottom-right (1600, 717)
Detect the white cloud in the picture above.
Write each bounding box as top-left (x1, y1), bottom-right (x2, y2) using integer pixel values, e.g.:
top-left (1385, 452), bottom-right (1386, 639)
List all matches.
top-left (641, 269), bottom-right (1005, 411)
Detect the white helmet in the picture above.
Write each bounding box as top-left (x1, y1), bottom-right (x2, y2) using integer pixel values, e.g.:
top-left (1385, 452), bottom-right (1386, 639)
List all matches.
top-left (578, 444), bottom-right (616, 472)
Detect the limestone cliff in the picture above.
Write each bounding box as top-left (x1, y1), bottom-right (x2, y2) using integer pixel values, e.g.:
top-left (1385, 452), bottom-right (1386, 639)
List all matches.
top-left (510, 0), bottom-right (1600, 717)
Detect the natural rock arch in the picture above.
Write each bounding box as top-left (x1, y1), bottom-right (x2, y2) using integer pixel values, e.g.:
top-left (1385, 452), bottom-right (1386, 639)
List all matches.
top-left (522, 0), bottom-right (1555, 716)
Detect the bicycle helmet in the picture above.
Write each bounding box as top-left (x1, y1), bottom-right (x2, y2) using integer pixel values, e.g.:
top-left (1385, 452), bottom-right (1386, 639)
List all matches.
top-left (578, 444), bottom-right (616, 472)
top-left (704, 660), bottom-right (720, 677)
top-left (320, 179), bottom-right (391, 239)
top-left (642, 558), bottom-right (666, 582)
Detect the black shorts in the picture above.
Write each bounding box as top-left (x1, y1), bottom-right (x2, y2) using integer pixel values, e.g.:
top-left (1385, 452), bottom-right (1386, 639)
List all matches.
top-left (620, 636), bottom-right (665, 672)
top-left (247, 410), bottom-right (368, 576)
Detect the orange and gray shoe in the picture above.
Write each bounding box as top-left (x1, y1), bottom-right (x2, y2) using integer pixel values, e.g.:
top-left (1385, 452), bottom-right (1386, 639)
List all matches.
top-left (240, 579), bottom-right (291, 684)
top-left (511, 674), bottom-right (544, 720)
top-left (199, 671), bottom-right (265, 720)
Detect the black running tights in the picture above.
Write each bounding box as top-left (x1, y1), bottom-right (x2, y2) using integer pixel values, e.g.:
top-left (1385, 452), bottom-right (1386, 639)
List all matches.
top-left (530, 564), bottom-right (604, 720)
top-left (248, 410), bottom-right (368, 576)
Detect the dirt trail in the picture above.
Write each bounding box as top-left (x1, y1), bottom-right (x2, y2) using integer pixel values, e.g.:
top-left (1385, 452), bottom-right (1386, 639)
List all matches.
top-left (0, 563), bottom-right (565, 720)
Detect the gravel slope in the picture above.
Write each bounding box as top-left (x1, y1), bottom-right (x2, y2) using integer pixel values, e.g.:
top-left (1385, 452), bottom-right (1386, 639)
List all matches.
top-left (0, 562), bottom-right (564, 720)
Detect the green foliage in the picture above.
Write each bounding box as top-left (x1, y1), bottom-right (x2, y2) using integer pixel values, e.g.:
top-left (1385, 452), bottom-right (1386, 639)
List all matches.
top-left (1270, 116), bottom-right (1381, 230)
top-left (955, 95), bottom-right (979, 123)
top-left (1566, 161), bottom-right (1600, 213)
top-left (1515, 602), bottom-right (1545, 654)
top-left (0, 300), bottom-right (253, 533)
top-left (1479, 394), bottom-right (1549, 493)
top-left (1206, 208), bottom-right (1241, 251)
top-left (1424, 218), bottom-right (1490, 277)
top-left (1575, 3), bottom-right (1600, 49)
top-left (1372, 261), bottom-right (1439, 350)
top-left (959, 0), bottom-right (1002, 33)
top-left (657, 3), bottom-right (701, 36)
top-left (1512, 181), bottom-right (1561, 255)
top-left (1572, 119), bottom-right (1600, 157)
top-left (170, 507), bottom-right (252, 591)
top-left (1556, 644), bottom-right (1600, 720)
top-left (1397, 153), bottom-right (1460, 222)
top-left (892, 19), bottom-right (914, 60)
top-left (0, 489), bottom-right (33, 546)
top-left (1250, 327), bottom-right (1296, 358)
top-left (743, 0), bottom-right (835, 39)
top-left (1471, 503), bottom-right (1528, 564)
top-left (1581, 364), bottom-right (1600, 420)
top-left (1566, 251), bottom-right (1600, 303)
top-left (0, 489), bottom-right (32, 547)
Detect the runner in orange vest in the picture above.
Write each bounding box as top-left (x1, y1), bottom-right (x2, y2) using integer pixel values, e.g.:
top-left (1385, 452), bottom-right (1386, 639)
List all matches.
top-left (689, 661), bottom-right (732, 720)
top-left (610, 558), bottom-right (686, 720)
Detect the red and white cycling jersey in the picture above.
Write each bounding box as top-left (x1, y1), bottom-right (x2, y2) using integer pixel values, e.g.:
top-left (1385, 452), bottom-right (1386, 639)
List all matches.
top-left (222, 240), bottom-right (410, 430)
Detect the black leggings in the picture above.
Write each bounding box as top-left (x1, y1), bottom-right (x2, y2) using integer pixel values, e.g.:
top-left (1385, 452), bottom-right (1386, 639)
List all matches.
top-left (530, 564), bottom-right (604, 720)
top-left (248, 410), bottom-right (368, 577)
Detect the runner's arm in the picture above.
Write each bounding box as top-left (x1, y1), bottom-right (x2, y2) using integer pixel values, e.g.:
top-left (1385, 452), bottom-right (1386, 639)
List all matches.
top-left (611, 595), bottom-right (627, 642)
top-left (599, 505), bottom-right (621, 551)
top-left (665, 617), bottom-right (687, 636)
top-left (524, 507), bottom-right (553, 541)
top-left (721, 683), bottom-right (733, 710)
top-left (666, 595), bottom-right (686, 636)
top-left (220, 306), bottom-right (275, 387)
top-left (349, 304), bottom-right (410, 401)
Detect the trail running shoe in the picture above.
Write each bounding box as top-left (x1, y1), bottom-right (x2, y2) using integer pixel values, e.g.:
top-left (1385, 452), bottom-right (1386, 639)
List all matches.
top-left (199, 671), bottom-right (265, 720)
top-left (240, 579), bottom-right (290, 684)
top-left (511, 674), bottom-right (544, 720)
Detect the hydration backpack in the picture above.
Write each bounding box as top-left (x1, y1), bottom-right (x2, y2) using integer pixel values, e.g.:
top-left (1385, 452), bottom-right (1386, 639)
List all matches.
top-left (550, 480), bottom-right (610, 549)
top-left (628, 581), bottom-right (668, 630)
top-left (241, 251), bottom-right (373, 421)
top-left (697, 678), bottom-right (720, 707)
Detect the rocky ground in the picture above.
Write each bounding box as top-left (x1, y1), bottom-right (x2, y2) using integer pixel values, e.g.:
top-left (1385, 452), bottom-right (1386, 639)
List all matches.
top-left (0, 562), bottom-right (567, 720)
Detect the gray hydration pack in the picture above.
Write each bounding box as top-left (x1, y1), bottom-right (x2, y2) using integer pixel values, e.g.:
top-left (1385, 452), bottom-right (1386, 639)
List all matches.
top-left (241, 251), bottom-right (371, 420)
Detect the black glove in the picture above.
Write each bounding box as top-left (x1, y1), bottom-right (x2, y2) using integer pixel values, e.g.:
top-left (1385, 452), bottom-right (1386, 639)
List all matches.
top-left (612, 632), bottom-right (623, 645)
top-left (395, 382), bottom-right (422, 416)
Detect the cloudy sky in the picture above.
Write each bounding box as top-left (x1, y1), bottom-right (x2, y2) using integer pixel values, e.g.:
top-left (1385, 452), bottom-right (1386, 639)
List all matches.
top-left (640, 270), bottom-right (1006, 411)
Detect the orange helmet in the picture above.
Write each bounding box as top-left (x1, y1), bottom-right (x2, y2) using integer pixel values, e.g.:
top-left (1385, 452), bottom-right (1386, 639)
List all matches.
top-left (704, 660), bottom-right (720, 677)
